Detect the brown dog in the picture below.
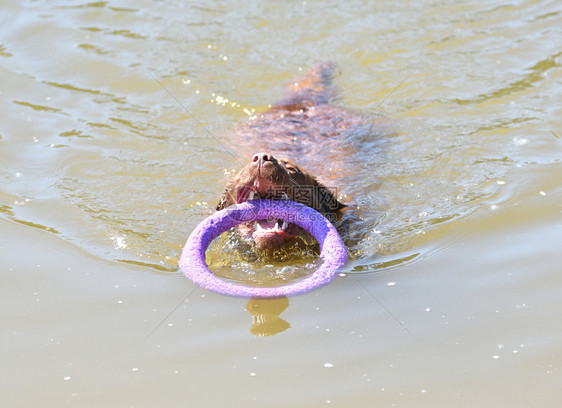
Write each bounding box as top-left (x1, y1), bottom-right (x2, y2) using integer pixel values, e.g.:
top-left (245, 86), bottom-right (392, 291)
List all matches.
top-left (217, 62), bottom-right (363, 251)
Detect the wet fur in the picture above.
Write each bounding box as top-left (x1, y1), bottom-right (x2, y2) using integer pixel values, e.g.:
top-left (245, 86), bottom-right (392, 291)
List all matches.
top-left (216, 62), bottom-right (352, 251)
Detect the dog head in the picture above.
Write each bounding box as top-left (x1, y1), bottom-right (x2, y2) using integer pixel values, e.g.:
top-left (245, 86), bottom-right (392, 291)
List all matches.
top-left (217, 153), bottom-right (344, 250)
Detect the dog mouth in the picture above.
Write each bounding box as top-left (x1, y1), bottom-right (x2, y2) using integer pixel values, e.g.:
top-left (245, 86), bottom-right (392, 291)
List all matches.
top-left (236, 186), bottom-right (298, 250)
top-left (256, 217), bottom-right (290, 233)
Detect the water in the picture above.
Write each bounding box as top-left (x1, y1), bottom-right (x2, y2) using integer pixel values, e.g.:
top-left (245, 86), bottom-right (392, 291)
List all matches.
top-left (1, 0), bottom-right (561, 407)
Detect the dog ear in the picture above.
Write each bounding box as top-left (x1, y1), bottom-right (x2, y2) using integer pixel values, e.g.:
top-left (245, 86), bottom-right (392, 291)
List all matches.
top-left (216, 180), bottom-right (236, 211)
top-left (216, 192), bottom-right (228, 211)
top-left (315, 182), bottom-right (346, 215)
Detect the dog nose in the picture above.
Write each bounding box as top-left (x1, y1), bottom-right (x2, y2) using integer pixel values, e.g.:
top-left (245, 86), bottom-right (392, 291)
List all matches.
top-left (252, 153), bottom-right (272, 163)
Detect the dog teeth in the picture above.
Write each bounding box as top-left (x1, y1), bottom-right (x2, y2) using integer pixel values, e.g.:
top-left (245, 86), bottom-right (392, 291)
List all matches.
top-left (281, 192), bottom-right (290, 200)
top-left (254, 219), bottom-right (288, 232)
top-left (248, 191), bottom-right (260, 200)
top-left (276, 220), bottom-right (288, 230)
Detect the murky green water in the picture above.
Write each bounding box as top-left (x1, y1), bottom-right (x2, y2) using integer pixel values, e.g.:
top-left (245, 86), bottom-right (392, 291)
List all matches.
top-left (2, 1), bottom-right (561, 407)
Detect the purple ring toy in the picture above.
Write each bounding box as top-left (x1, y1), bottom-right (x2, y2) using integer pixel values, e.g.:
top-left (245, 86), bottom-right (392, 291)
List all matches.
top-left (179, 199), bottom-right (348, 298)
